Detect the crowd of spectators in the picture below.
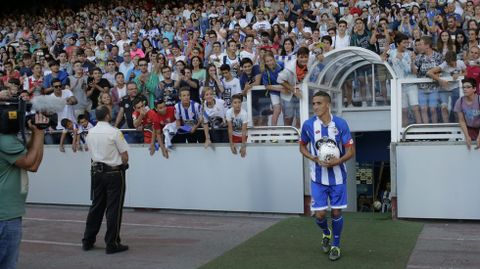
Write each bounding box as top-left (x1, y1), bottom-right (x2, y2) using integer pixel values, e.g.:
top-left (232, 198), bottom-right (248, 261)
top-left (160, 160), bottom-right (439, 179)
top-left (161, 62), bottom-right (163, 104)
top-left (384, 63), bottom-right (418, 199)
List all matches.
top-left (0, 0), bottom-right (479, 152)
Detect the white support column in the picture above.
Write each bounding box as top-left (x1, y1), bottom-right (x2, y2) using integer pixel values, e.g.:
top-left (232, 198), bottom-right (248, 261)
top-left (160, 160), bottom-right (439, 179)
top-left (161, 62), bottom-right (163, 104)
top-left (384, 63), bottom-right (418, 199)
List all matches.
top-left (371, 64), bottom-right (376, 107)
top-left (390, 78), bottom-right (399, 142)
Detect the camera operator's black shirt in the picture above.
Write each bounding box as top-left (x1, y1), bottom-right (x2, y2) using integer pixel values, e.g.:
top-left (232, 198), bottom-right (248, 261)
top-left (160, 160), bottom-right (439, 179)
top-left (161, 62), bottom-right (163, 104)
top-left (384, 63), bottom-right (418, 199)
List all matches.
top-left (119, 95), bottom-right (147, 128)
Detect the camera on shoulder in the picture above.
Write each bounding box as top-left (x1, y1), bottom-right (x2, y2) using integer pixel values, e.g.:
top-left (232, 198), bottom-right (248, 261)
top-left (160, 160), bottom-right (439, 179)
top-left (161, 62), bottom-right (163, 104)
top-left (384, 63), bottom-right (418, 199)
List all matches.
top-left (0, 96), bottom-right (57, 135)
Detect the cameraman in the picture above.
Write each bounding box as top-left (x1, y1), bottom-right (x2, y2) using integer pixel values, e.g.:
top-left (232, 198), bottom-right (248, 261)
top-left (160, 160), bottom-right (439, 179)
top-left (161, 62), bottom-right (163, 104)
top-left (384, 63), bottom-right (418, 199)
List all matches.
top-left (0, 113), bottom-right (49, 269)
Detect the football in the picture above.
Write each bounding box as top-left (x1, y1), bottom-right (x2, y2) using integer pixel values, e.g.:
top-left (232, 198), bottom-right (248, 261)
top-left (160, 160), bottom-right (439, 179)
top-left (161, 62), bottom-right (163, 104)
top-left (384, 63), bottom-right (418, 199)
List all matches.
top-left (373, 200), bottom-right (382, 211)
top-left (318, 143), bottom-right (340, 162)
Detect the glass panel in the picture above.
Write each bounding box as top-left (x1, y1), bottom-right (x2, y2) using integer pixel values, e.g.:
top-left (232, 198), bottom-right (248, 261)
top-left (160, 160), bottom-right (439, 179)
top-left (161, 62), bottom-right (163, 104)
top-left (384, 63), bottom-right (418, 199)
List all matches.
top-left (330, 62), bottom-right (359, 88)
top-left (320, 57), bottom-right (361, 86)
top-left (372, 64), bottom-right (391, 107)
top-left (250, 89), bottom-right (274, 127)
top-left (308, 62), bottom-right (325, 84)
top-left (400, 81), bottom-right (461, 128)
top-left (307, 87), bottom-right (340, 118)
top-left (340, 65), bottom-right (371, 108)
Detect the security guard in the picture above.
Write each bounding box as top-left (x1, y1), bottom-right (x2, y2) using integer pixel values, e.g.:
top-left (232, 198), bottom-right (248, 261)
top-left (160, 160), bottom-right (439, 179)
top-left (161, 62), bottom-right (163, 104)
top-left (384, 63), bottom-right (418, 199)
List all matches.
top-left (82, 105), bottom-right (130, 254)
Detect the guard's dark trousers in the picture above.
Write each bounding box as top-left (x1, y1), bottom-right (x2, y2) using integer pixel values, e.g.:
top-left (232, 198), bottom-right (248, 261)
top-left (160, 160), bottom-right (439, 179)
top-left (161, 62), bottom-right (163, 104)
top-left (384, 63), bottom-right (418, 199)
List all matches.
top-left (83, 167), bottom-right (126, 248)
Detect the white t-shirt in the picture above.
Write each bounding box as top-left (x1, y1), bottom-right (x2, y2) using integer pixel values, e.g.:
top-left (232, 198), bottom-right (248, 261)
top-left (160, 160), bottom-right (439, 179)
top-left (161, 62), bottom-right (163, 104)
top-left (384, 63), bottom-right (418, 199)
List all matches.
top-left (221, 77), bottom-right (242, 108)
top-left (51, 89), bottom-right (76, 130)
top-left (116, 39), bottom-right (131, 54)
top-left (272, 19), bottom-right (289, 30)
top-left (252, 20), bottom-right (271, 32)
top-left (439, 60), bottom-right (467, 91)
top-left (333, 34), bottom-right (351, 50)
top-left (226, 108), bottom-right (248, 137)
top-left (183, 9), bottom-right (192, 20)
top-left (116, 85), bottom-right (127, 99)
top-left (203, 98), bottom-right (227, 127)
top-left (222, 54), bottom-right (241, 78)
top-left (102, 72), bottom-right (116, 87)
top-left (229, 19), bottom-right (249, 30)
top-left (239, 50), bottom-right (256, 62)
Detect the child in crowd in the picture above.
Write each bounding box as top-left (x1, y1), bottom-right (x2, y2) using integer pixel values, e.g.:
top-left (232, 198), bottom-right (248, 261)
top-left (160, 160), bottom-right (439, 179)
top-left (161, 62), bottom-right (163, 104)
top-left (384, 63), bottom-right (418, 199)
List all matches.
top-left (59, 118), bottom-right (79, 152)
top-left (77, 114), bottom-right (93, 151)
top-left (202, 87), bottom-right (227, 148)
top-left (226, 94), bottom-right (248, 157)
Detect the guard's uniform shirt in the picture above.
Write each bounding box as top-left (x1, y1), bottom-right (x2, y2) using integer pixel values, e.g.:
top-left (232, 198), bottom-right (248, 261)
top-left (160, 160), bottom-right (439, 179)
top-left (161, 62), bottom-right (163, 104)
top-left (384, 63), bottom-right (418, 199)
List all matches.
top-left (86, 122), bottom-right (129, 166)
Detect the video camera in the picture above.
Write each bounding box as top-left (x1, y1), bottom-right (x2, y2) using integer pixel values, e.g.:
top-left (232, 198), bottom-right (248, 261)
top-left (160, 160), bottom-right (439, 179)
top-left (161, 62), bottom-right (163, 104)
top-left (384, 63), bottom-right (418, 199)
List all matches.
top-left (0, 96), bottom-right (58, 138)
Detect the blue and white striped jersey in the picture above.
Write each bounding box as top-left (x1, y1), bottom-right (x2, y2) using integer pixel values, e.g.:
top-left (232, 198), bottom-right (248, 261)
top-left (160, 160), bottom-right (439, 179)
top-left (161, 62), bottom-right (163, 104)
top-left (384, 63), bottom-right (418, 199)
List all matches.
top-left (300, 114), bottom-right (354, 186)
top-left (175, 101), bottom-right (202, 127)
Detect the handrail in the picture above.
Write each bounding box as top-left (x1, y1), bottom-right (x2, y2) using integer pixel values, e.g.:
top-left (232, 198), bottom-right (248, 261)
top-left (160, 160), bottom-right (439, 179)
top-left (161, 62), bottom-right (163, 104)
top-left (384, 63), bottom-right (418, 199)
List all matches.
top-left (247, 125), bottom-right (301, 136)
top-left (401, 123), bottom-right (461, 141)
top-left (23, 125), bottom-right (300, 136)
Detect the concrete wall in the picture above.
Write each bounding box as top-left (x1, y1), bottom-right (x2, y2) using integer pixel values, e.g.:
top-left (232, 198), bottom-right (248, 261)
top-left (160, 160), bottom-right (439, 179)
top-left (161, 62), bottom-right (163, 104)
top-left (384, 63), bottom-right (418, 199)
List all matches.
top-left (395, 143), bottom-right (480, 219)
top-left (27, 144), bottom-right (305, 214)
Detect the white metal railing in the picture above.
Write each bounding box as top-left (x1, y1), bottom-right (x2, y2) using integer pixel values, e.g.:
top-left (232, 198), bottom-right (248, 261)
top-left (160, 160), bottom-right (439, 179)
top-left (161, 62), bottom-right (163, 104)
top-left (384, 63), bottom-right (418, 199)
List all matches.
top-left (401, 123), bottom-right (464, 142)
top-left (37, 126), bottom-right (300, 145)
top-left (247, 126), bottom-right (300, 143)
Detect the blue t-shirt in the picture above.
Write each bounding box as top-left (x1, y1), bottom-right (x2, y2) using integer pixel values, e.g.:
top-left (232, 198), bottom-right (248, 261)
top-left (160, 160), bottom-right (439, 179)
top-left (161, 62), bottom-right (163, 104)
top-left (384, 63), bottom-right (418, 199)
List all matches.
top-left (43, 70), bottom-right (69, 88)
top-left (239, 65), bottom-right (261, 90)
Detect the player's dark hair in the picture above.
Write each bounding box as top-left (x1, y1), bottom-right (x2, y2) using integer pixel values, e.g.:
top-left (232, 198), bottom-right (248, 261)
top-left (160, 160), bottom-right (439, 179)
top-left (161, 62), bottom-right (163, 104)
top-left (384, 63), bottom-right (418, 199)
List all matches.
top-left (313, 90), bottom-right (331, 103)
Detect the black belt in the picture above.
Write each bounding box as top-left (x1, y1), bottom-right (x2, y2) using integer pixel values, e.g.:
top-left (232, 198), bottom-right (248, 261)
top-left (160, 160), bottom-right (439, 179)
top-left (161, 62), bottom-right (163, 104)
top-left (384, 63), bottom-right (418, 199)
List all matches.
top-left (91, 162), bottom-right (123, 172)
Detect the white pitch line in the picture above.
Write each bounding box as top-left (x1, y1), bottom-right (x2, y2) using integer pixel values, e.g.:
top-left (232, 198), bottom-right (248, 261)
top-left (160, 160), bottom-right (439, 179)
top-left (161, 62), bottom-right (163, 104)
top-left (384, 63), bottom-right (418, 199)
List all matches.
top-left (22, 239), bottom-right (81, 247)
top-left (418, 236), bottom-right (480, 241)
top-left (24, 217), bottom-right (223, 231)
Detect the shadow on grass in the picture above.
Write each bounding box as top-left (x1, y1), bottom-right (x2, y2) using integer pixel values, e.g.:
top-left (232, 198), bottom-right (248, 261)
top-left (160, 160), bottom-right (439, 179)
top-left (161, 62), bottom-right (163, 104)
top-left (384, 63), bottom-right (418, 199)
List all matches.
top-left (200, 212), bottom-right (423, 269)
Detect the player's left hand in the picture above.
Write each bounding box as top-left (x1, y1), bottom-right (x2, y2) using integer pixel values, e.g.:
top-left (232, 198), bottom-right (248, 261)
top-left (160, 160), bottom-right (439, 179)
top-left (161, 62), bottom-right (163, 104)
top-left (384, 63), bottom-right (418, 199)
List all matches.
top-left (476, 137), bottom-right (480, 150)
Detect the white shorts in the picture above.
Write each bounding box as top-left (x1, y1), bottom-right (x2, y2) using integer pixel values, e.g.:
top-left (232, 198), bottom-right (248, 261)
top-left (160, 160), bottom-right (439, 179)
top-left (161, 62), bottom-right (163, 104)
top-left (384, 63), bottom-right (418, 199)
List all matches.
top-left (270, 94), bottom-right (281, 106)
top-left (402, 84), bottom-right (419, 108)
